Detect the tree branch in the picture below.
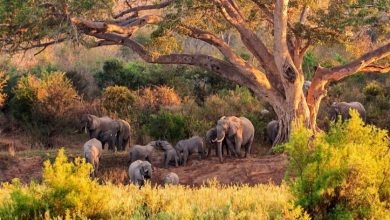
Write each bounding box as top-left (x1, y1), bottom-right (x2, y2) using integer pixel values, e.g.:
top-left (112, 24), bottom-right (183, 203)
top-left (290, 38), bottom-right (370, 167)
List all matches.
top-left (87, 32), bottom-right (282, 103)
top-left (214, 0), bottom-right (285, 96)
top-left (113, 0), bottom-right (173, 19)
top-left (323, 42), bottom-right (390, 81)
top-left (71, 15), bottom-right (162, 35)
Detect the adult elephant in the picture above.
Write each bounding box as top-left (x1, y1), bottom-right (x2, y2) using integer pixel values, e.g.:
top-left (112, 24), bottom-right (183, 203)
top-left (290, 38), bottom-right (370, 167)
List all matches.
top-left (213, 116), bottom-right (255, 162)
top-left (266, 120), bottom-right (279, 146)
top-left (116, 119), bottom-right (131, 151)
top-left (329, 102), bottom-right (366, 122)
top-left (80, 114), bottom-right (120, 150)
top-left (205, 127), bottom-right (229, 158)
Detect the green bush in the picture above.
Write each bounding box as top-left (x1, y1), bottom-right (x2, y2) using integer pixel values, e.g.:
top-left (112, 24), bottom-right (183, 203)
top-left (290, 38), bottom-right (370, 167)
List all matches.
top-left (145, 111), bottom-right (190, 142)
top-left (363, 81), bottom-right (384, 100)
top-left (101, 86), bottom-right (136, 119)
top-left (10, 72), bottom-right (82, 147)
top-left (282, 111), bottom-right (390, 219)
top-left (302, 51), bottom-right (318, 80)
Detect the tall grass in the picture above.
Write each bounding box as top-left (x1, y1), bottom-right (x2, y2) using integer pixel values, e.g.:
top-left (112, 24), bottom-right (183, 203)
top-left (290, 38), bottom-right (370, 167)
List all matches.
top-left (0, 149), bottom-right (308, 219)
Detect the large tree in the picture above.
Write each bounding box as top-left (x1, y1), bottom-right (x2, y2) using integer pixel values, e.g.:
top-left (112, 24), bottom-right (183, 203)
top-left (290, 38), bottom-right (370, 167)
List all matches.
top-left (1, 0), bottom-right (389, 145)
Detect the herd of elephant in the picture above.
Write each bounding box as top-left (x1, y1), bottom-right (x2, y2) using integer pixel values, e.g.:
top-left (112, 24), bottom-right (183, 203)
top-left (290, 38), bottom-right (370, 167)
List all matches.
top-left (81, 98), bottom-right (366, 187)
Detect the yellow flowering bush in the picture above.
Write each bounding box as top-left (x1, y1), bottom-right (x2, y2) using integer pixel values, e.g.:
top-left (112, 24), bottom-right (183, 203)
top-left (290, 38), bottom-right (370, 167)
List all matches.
top-left (0, 149), bottom-right (308, 219)
top-left (282, 110), bottom-right (390, 219)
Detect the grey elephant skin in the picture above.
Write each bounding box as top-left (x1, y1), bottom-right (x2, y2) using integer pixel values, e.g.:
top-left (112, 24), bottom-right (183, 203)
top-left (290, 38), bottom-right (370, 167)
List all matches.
top-left (215, 116), bottom-right (255, 162)
top-left (175, 136), bottom-right (205, 166)
top-left (330, 102), bottom-right (366, 122)
top-left (128, 141), bottom-right (156, 164)
top-left (205, 128), bottom-right (230, 158)
top-left (266, 120), bottom-right (279, 145)
top-left (162, 172), bottom-right (179, 185)
top-left (128, 160), bottom-right (152, 187)
top-left (154, 140), bottom-right (180, 168)
top-left (116, 119), bottom-right (131, 151)
top-left (98, 129), bottom-right (117, 151)
top-left (80, 114), bottom-right (131, 151)
top-left (303, 81), bottom-right (311, 97)
top-left (83, 138), bottom-right (103, 178)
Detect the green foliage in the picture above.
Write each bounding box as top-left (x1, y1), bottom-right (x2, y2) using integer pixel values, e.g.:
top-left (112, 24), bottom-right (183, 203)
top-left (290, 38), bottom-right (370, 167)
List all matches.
top-left (0, 150), bottom-right (308, 219)
top-left (145, 111), bottom-right (190, 142)
top-left (0, 71), bottom-right (7, 108)
top-left (10, 72), bottom-right (81, 147)
top-left (101, 86), bottom-right (136, 119)
top-left (302, 51), bottom-right (318, 80)
top-left (363, 81), bottom-right (384, 100)
top-left (283, 111), bottom-right (390, 219)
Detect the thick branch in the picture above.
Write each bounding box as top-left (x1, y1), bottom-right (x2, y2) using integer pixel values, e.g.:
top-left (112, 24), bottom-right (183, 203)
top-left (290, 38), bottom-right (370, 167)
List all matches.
top-left (180, 25), bottom-right (270, 86)
top-left (88, 32), bottom-right (283, 103)
top-left (114, 0), bottom-right (173, 19)
top-left (323, 42), bottom-right (390, 81)
top-left (71, 15), bottom-right (162, 35)
top-left (215, 0), bottom-right (285, 96)
top-left (307, 42), bottom-right (390, 129)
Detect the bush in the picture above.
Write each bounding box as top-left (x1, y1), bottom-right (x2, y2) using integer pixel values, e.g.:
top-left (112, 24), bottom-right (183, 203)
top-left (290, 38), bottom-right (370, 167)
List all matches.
top-left (282, 111), bottom-right (390, 219)
top-left (10, 72), bottom-right (82, 147)
top-left (363, 81), bottom-right (384, 100)
top-left (101, 86), bottom-right (136, 119)
top-left (0, 71), bottom-right (7, 108)
top-left (0, 149), bottom-right (309, 219)
top-left (145, 111), bottom-right (190, 142)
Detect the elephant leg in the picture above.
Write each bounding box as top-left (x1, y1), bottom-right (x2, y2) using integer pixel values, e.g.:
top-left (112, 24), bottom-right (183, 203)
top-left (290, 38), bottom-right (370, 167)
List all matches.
top-left (225, 139), bottom-right (236, 157)
top-left (174, 155), bottom-right (178, 167)
top-left (245, 136), bottom-right (254, 158)
top-left (122, 137), bottom-right (130, 151)
top-left (165, 153), bottom-right (171, 168)
top-left (162, 153), bottom-right (167, 167)
top-left (217, 142), bottom-right (223, 163)
top-left (183, 150), bottom-right (189, 166)
top-left (207, 145), bottom-right (212, 158)
top-left (234, 138), bottom-right (243, 158)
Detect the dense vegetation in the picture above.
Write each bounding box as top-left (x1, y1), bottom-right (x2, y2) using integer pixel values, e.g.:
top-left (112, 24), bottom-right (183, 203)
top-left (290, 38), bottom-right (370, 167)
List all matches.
top-left (0, 112), bottom-right (388, 219)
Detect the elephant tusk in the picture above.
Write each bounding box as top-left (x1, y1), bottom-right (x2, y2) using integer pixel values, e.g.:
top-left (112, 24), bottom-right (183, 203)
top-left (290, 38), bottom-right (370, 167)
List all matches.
top-left (212, 137), bottom-right (224, 143)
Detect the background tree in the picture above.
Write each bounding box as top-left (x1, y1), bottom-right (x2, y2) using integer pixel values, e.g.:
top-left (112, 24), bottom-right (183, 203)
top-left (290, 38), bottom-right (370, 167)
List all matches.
top-left (0, 0), bottom-right (389, 145)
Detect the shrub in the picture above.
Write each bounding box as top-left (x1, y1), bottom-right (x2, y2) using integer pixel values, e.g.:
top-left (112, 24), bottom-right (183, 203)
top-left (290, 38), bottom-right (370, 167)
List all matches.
top-left (302, 51), bottom-right (317, 80)
top-left (136, 85), bottom-right (181, 111)
top-left (363, 81), bottom-right (384, 100)
top-left (145, 111), bottom-right (190, 142)
top-left (10, 72), bottom-right (81, 147)
top-left (0, 71), bottom-right (7, 108)
top-left (101, 86), bottom-right (136, 119)
top-left (282, 111), bottom-right (390, 219)
top-left (0, 149), bottom-right (309, 219)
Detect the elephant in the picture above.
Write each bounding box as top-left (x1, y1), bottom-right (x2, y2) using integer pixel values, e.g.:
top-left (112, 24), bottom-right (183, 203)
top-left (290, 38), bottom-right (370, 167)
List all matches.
top-left (116, 119), bottom-right (131, 151)
top-left (162, 172), bottom-right (179, 185)
top-left (98, 129), bottom-right (117, 151)
top-left (205, 127), bottom-right (230, 157)
top-left (175, 136), bottom-right (205, 166)
top-left (80, 114), bottom-right (121, 149)
top-left (128, 160), bottom-right (152, 188)
top-left (266, 120), bottom-right (279, 145)
top-left (214, 116), bottom-right (255, 162)
top-left (303, 80), bottom-right (312, 97)
top-left (154, 140), bottom-right (180, 168)
top-left (83, 138), bottom-right (103, 178)
top-left (128, 141), bottom-right (156, 164)
top-left (329, 101), bottom-right (366, 122)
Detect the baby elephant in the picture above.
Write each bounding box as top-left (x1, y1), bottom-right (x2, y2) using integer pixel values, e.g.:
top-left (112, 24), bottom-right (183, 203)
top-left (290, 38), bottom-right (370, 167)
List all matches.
top-left (128, 160), bottom-right (152, 188)
top-left (162, 172), bottom-right (179, 185)
top-left (128, 141), bottom-right (156, 164)
top-left (175, 136), bottom-right (205, 166)
top-left (205, 128), bottom-right (229, 158)
top-left (155, 140), bottom-right (180, 168)
top-left (83, 138), bottom-right (103, 178)
top-left (266, 120), bottom-right (279, 146)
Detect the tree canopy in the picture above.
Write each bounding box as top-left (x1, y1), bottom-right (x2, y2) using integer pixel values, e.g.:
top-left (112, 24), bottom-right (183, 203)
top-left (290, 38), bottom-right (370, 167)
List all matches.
top-left (1, 0), bottom-right (389, 144)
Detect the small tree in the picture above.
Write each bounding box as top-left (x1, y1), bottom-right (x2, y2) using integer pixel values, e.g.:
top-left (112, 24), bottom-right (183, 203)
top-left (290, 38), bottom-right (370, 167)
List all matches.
top-left (11, 72), bottom-right (81, 147)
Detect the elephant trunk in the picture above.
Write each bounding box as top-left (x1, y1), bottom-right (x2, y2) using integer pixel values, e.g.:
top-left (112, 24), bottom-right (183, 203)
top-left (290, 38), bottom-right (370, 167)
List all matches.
top-left (213, 126), bottom-right (225, 143)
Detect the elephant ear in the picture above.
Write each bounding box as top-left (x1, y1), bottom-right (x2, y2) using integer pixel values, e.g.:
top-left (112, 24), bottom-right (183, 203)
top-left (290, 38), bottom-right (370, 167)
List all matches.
top-left (228, 117), bottom-right (242, 137)
top-left (88, 115), bottom-right (98, 129)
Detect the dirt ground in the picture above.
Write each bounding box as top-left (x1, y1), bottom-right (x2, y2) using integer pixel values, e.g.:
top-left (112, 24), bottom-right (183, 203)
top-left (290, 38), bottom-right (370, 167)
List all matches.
top-left (0, 134), bottom-right (287, 186)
